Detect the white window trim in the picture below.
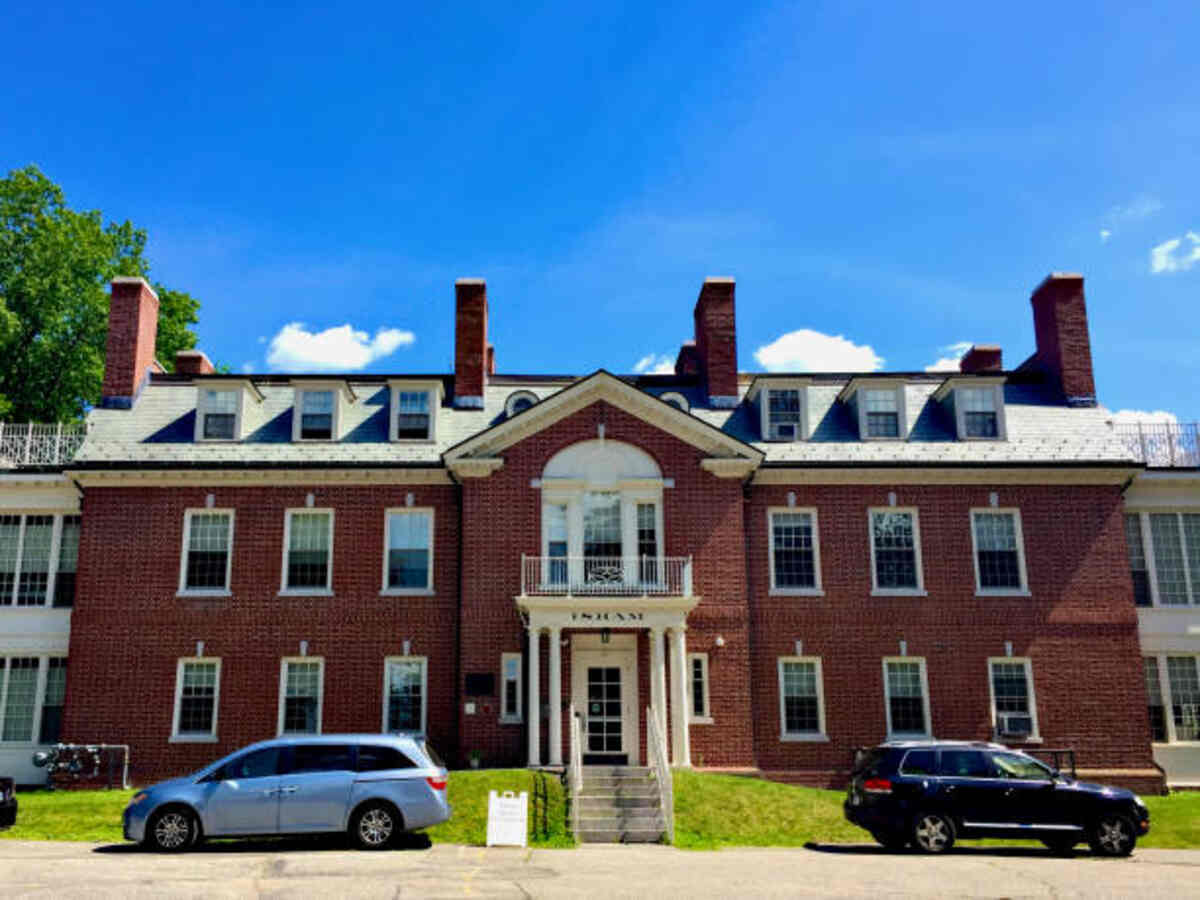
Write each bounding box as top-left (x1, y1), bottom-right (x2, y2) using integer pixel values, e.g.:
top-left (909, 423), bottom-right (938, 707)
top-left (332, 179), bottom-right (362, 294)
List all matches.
top-left (854, 382), bottom-right (908, 442)
top-left (380, 508), bottom-right (435, 596)
top-left (194, 387), bottom-right (245, 443)
top-left (757, 381), bottom-right (810, 442)
top-left (767, 507), bottom-right (824, 596)
top-left (505, 390), bottom-right (539, 418)
top-left (1131, 510), bottom-right (1200, 608)
top-left (277, 656), bottom-right (325, 736)
top-left (381, 656), bottom-right (428, 734)
top-left (500, 651), bottom-right (523, 724)
top-left (868, 507), bottom-right (926, 596)
top-left (541, 483), bottom-right (666, 578)
top-left (882, 656), bottom-right (932, 739)
top-left (177, 509), bottom-right (235, 597)
top-left (388, 381), bottom-right (442, 443)
top-left (0, 654), bottom-right (66, 747)
top-left (170, 657), bottom-right (221, 743)
top-left (1148, 653), bottom-right (1200, 746)
top-left (970, 508), bottom-right (1031, 597)
top-left (777, 656), bottom-right (828, 741)
top-left (688, 652), bottom-right (712, 724)
top-left (291, 384), bottom-right (345, 443)
top-left (659, 391), bottom-right (689, 413)
top-left (987, 657), bottom-right (1042, 742)
top-left (954, 384), bottom-right (1007, 441)
top-left (280, 508), bottom-right (335, 596)
top-left (1, 513), bottom-right (74, 608)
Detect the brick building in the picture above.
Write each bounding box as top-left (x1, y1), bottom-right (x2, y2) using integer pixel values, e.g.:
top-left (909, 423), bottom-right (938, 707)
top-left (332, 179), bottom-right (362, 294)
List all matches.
top-left (5, 272), bottom-right (1164, 790)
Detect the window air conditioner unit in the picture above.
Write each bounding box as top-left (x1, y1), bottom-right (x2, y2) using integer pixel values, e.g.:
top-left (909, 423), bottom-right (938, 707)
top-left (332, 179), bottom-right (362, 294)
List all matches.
top-left (996, 713), bottom-right (1034, 738)
top-left (770, 423), bottom-right (796, 441)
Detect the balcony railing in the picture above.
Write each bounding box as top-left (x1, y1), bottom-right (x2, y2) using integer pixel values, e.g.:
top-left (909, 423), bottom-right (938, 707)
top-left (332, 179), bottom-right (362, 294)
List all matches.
top-left (1116, 422), bottom-right (1200, 469)
top-left (0, 423), bottom-right (87, 469)
top-left (521, 555), bottom-right (693, 597)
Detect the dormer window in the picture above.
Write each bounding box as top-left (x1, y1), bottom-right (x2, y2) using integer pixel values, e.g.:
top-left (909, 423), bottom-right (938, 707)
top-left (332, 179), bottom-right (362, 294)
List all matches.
top-left (388, 381), bottom-right (443, 442)
top-left (932, 378), bottom-right (1007, 441)
top-left (749, 379), bottom-right (810, 442)
top-left (960, 388), bottom-right (998, 438)
top-left (864, 389), bottom-right (900, 438)
top-left (200, 390), bottom-right (238, 440)
top-left (299, 390), bottom-right (334, 440)
top-left (838, 379), bottom-right (907, 441)
top-left (505, 391), bottom-right (538, 417)
top-left (193, 379), bottom-right (263, 442)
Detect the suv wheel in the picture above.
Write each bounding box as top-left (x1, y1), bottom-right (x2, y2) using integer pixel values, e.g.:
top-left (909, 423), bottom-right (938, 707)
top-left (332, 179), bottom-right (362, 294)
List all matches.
top-left (1089, 814), bottom-right (1136, 857)
top-left (912, 812), bottom-right (955, 853)
top-left (351, 801), bottom-right (401, 850)
top-left (146, 807), bottom-right (197, 852)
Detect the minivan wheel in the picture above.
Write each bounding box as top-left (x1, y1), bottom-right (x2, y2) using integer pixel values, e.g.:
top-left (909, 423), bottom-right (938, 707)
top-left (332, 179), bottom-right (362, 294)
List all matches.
top-left (351, 801), bottom-right (401, 850)
top-left (146, 807), bottom-right (197, 852)
top-left (871, 829), bottom-right (909, 851)
top-left (912, 812), bottom-right (955, 853)
top-left (1088, 814), bottom-right (1136, 857)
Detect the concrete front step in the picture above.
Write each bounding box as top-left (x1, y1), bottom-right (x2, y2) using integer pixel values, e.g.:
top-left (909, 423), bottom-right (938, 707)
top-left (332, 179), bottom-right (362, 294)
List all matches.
top-left (581, 766), bottom-right (651, 777)
top-left (578, 795), bottom-right (660, 811)
top-left (580, 776), bottom-right (659, 791)
top-left (577, 827), bottom-right (665, 843)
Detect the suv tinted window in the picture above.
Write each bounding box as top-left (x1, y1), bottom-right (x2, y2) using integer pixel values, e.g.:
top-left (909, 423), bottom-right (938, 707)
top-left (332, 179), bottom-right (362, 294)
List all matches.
top-left (899, 748), bottom-right (937, 775)
top-left (939, 749), bottom-right (991, 778)
top-left (284, 743), bottom-right (355, 775)
top-left (852, 748), bottom-right (890, 777)
top-left (357, 744), bottom-right (418, 772)
top-left (221, 747), bottom-right (280, 780)
top-left (991, 751), bottom-right (1052, 781)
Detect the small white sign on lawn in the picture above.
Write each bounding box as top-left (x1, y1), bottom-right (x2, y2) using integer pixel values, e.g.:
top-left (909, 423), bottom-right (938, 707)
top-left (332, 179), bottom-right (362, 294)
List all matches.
top-left (486, 790), bottom-right (528, 847)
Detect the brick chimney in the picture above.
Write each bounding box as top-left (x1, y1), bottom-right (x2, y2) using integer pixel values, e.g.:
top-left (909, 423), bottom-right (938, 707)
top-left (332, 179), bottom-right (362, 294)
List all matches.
top-left (175, 349), bottom-right (216, 376)
top-left (1029, 273), bottom-right (1096, 406)
top-left (486, 344), bottom-right (496, 376)
top-left (454, 279), bottom-right (488, 408)
top-left (693, 277), bottom-right (738, 407)
top-left (101, 277), bottom-right (160, 408)
top-left (959, 344), bottom-right (1003, 374)
top-left (674, 340), bottom-right (700, 377)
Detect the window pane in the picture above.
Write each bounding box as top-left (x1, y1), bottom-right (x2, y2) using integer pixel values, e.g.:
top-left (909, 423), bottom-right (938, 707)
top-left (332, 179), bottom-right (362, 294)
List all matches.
top-left (387, 512), bottom-right (431, 589)
top-left (39, 658), bottom-right (67, 744)
top-left (54, 516), bottom-right (80, 608)
top-left (1151, 514), bottom-right (1189, 605)
top-left (16, 516), bottom-right (53, 605)
top-left (1125, 515), bottom-right (1152, 607)
top-left (900, 749), bottom-right (937, 775)
top-left (357, 745), bottom-right (417, 772)
top-left (186, 513), bottom-right (231, 590)
top-left (991, 662), bottom-right (1030, 715)
top-left (502, 656), bottom-right (520, 718)
top-left (886, 661), bottom-right (926, 734)
top-left (962, 391), bottom-right (999, 438)
top-left (865, 389), bottom-right (898, 412)
top-left (974, 513), bottom-right (1022, 589)
top-left (202, 391), bottom-right (237, 440)
top-left (224, 747), bottom-right (280, 780)
top-left (287, 512), bottom-right (330, 589)
top-left (781, 661), bottom-right (820, 734)
top-left (1, 657), bottom-right (39, 741)
top-left (772, 512), bottom-right (816, 588)
top-left (691, 657), bottom-right (706, 718)
top-left (583, 493), bottom-right (622, 581)
top-left (1145, 658), bottom-right (1167, 742)
top-left (386, 661), bottom-right (424, 732)
top-left (637, 503), bottom-right (658, 583)
top-left (1166, 657), bottom-right (1200, 742)
top-left (545, 504), bottom-right (567, 585)
top-left (768, 389), bottom-right (801, 438)
top-left (286, 743), bottom-right (354, 774)
top-left (283, 661), bottom-right (321, 734)
top-left (1184, 515), bottom-right (1200, 603)
top-left (179, 662), bottom-right (217, 734)
top-left (204, 390), bottom-right (238, 413)
top-left (0, 516), bottom-right (19, 604)
top-left (873, 512), bottom-right (918, 589)
top-left (939, 749), bottom-right (989, 777)
top-left (396, 392), bottom-right (430, 439)
top-left (300, 391), bottom-right (334, 439)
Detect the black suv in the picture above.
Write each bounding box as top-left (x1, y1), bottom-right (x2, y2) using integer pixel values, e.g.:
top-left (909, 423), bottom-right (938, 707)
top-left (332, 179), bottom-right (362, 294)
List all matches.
top-left (844, 741), bottom-right (1149, 856)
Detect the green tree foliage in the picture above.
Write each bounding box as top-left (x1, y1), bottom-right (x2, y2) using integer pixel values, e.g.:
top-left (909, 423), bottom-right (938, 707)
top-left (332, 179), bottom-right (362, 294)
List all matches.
top-left (0, 165), bottom-right (200, 421)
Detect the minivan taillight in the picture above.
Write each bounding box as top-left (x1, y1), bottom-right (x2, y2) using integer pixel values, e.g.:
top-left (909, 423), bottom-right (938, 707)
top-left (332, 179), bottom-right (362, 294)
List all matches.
top-left (426, 776), bottom-right (447, 791)
top-left (863, 778), bottom-right (893, 794)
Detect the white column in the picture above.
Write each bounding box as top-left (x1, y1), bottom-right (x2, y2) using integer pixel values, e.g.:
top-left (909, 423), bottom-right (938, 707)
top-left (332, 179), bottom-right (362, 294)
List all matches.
top-left (527, 626), bottom-right (541, 767)
top-left (548, 626), bottom-right (563, 766)
top-left (669, 626), bottom-right (691, 767)
top-left (649, 627), bottom-right (667, 743)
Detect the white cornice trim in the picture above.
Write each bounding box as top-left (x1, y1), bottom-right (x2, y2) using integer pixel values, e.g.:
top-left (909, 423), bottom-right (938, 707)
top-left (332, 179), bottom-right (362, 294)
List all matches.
top-left (70, 468), bottom-right (452, 487)
top-left (752, 466), bottom-right (1138, 486)
top-left (447, 458), bottom-right (504, 478)
top-left (443, 371), bottom-right (763, 466)
top-left (700, 458), bottom-right (759, 479)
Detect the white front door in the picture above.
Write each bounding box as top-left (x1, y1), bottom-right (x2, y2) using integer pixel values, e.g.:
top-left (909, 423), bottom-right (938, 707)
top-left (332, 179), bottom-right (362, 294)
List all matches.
top-left (571, 634), bottom-right (639, 765)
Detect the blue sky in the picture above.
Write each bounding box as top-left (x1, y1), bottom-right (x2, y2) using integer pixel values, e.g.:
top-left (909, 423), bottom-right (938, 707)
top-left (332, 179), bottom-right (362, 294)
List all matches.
top-left (5, 1), bottom-right (1198, 419)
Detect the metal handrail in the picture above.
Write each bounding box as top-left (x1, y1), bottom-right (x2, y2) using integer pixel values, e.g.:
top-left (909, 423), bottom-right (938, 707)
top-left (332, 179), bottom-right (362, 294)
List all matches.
top-left (0, 422), bottom-right (87, 469)
top-left (567, 702), bottom-right (583, 844)
top-left (1115, 422), bottom-right (1200, 468)
top-left (521, 555), bottom-right (693, 596)
top-left (646, 704), bottom-right (674, 843)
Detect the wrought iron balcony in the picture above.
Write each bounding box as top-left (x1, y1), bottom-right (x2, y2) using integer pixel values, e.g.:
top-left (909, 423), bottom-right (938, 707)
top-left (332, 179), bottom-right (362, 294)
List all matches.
top-left (520, 555), bottom-right (693, 597)
top-left (0, 423), bottom-right (87, 469)
top-left (1116, 422), bottom-right (1200, 469)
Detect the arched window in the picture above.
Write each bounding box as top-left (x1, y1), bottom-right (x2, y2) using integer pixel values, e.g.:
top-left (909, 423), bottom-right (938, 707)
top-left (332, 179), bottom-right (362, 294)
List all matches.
top-left (505, 391), bottom-right (538, 417)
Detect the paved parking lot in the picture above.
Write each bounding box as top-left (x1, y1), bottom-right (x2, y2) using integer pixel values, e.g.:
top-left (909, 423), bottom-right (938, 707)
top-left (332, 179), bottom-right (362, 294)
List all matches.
top-left (4, 839), bottom-right (1200, 898)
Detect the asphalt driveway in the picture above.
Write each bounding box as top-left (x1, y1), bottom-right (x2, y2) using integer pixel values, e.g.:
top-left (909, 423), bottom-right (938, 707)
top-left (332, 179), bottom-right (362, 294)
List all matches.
top-left (4, 839), bottom-right (1200, 898)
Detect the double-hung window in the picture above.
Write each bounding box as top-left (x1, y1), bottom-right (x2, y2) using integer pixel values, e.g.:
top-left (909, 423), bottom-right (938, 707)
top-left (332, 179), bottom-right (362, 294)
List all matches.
top-left (777, 657), bottom-right (826, 740)
top-left (299, 390), bottom-right (335, 440)
top-left (1145, 658), bottom-right (1168, 742)
top-left (282, 510), bottom-right (333, 594)
top-left (637, 502), bottom-right (659, 584)
top-left (960, 388), bottom-right (999, 438)
top-left (179, 510), bottom-right (234, 595)
top-left (279, 658), bottom-right (323, 735)
top-left (972, 510), bottom-right (1029, 594)
top-left (1124, 512), bottom-right (1200, 607)
top-left (883, 658), bottom-right (930, 738)
top-left (383, 657), bottom-right (427, 732)
top-left (769, 509), bottom-right (821, 593)
top-left (864, 389), bottom-right (900, 438)
top-left (988, 658), bottom-right (1039, 739)
top-left (0, 655), bottom-right (67, 745)
top-left (767, 389), bottom-right (803, 441)
top-left (199, 389), bottom-right (239, 440)
top-left (689, 653), bottom-right (711, 723)
top-left (870, 509), bottom-right (923, 593)
top-left (172, 658), bottom-right (220, 741)
top-left (1125, 515), bottom-right (1152, 607)
top-left (582, 491), bottom-right (622, 582)
top-left (0, 514), bottom-right (81, 608)
top-left (1144, 655), bottom-right (1200, 743)
top-left (383, 509), bottom-right (433, 593)
top-left (500, 652), bottom-right (522, 723)
top-left (395, 391), bottom-right (431, 440)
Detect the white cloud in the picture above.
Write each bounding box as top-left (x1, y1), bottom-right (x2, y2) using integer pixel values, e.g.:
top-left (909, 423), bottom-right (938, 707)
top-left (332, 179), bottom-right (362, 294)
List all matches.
top-left (1150, 232), bottom-right (1200, 274)
top-left (1099, 229), bottom-right (1112, 243)
top-left (265, 322), bottom-right (415, 372)
top-left (754, 329), bottom-right (884, 373)
top-left (240, 361), bottom-right (254, 374)
top-left (1105, 196), bottom-right (1163, 226)
top-left (924, 341), bottom-right (973, 373)
top-left (1107, 408), bottom-right (1178, 424)
top-left (632, 353), bottom-right (676, 375)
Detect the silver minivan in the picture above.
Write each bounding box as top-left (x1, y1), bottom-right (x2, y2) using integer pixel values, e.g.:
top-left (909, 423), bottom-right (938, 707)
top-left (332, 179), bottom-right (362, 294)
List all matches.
top-left (123, 734), bottom-right (450, 851)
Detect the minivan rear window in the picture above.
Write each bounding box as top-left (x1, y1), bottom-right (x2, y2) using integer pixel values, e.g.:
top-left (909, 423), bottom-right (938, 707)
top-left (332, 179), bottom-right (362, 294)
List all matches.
top-left (284, 743), bottom-right (355, 775)
top-left (423, 740), bottom-right (446, 768)
top-left (357, 745), bottom-right (418, 772)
